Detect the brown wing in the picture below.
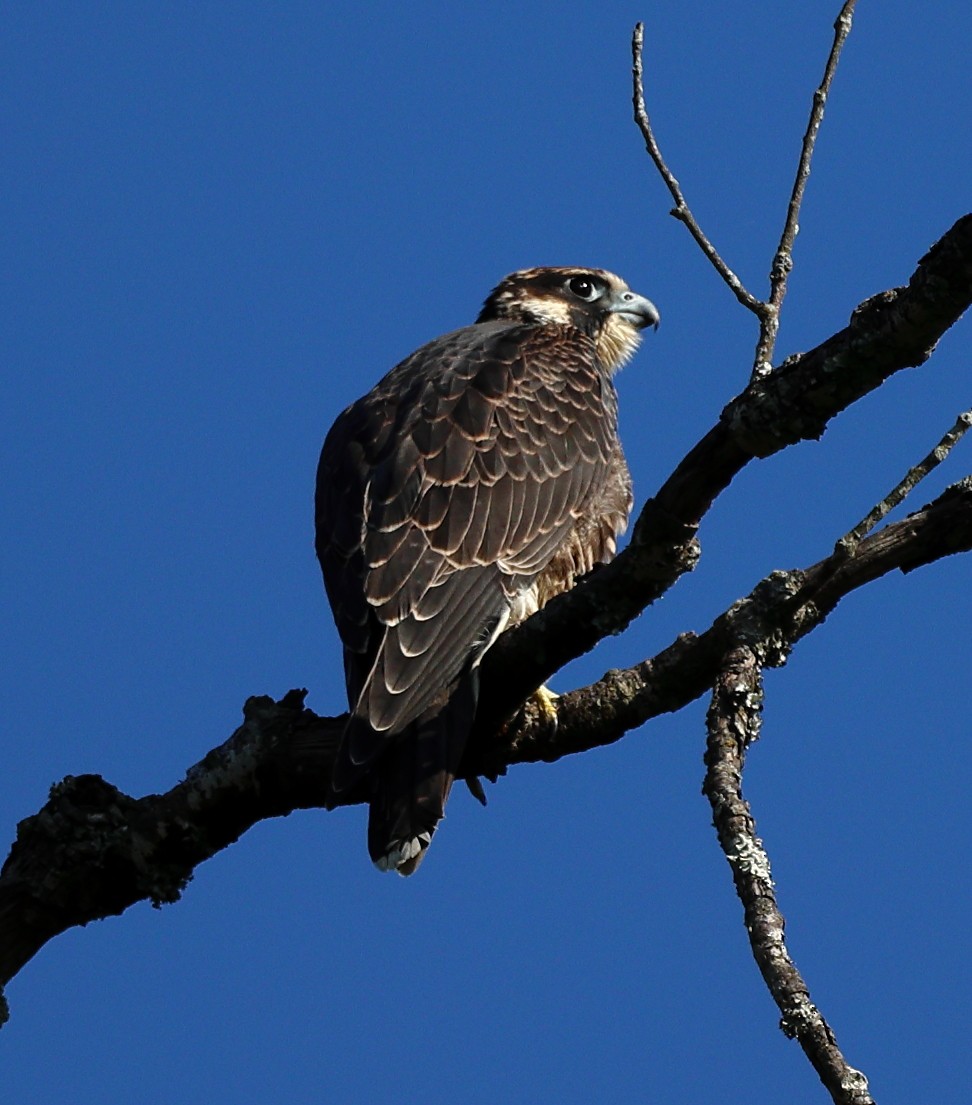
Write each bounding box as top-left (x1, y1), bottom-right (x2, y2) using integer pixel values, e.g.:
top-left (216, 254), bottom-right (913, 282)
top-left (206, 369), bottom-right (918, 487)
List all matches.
top-left (315, 318), bottom-right (622, 795)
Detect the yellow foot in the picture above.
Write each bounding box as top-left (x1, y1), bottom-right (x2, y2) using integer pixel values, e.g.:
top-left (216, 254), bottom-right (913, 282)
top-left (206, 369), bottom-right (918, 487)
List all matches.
top-left (532, 684), bottom-right (560, 729)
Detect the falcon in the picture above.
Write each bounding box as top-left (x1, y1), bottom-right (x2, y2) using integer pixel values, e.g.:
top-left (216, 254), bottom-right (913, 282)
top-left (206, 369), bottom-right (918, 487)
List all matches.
top-left (316, 267), bottom-right (659, 874)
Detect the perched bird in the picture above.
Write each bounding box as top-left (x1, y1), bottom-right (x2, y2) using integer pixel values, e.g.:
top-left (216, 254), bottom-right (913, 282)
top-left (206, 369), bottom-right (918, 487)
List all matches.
top-left (316, 267), bottom-right (659, 873)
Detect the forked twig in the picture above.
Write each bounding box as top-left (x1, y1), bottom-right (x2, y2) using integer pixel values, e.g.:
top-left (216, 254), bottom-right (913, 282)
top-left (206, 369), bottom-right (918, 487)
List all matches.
top-left (632, 3), bottom-right (858, 378)
top-left (836, 407), bottom-right (972, 556)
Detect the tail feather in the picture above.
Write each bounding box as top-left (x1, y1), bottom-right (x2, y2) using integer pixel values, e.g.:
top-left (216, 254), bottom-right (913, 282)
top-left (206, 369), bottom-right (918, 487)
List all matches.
top-left (367, 670), bottom-right (478, 875)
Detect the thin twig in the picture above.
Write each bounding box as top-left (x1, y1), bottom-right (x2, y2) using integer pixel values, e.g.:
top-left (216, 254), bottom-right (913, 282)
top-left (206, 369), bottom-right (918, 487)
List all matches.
top-left (836, 408), bottom-right (972, 556)
top-left (631, 23), bottom-right (764, 316)
top-left (704, 648), bottom-right (875, 1105)
top-left (753, 1), bottom-right (858, 376)
top-left (632, 8), bottom-right (858, 376)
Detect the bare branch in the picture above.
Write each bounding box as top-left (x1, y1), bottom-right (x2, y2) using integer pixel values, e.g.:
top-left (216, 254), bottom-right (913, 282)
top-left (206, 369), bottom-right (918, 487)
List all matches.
top-left (0, 219), bottom-right (969, 1023)
top-left (703, 648), bottom-right (875, 1105)
top-left (474, 214), bottom-right (972, 734)
top-left (633, 5), bottom-right (859, 376)
top-left (837, 408), bottom-right (972, 555)
top-left (3, 471), bottom-right (969, 1016)
top-left (631, 23), bottom-right (764, 315)
top-left (490, 476), bottom-right (972, 768)
top-left (753, 1), bottom-right (859, 375)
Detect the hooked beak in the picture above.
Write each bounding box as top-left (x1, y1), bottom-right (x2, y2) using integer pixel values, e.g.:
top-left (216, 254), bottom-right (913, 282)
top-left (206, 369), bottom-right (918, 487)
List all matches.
top-left (607, 290), bottom-right (660, 331)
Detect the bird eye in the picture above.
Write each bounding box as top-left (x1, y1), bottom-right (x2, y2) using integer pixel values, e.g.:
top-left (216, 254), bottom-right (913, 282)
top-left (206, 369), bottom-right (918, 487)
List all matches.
top-left (567, 275), bottom-right (599, 300)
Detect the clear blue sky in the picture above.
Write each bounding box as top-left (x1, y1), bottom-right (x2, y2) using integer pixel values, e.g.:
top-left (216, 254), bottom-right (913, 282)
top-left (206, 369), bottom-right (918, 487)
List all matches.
top-left (3, 4), bottom-right (970, 1102)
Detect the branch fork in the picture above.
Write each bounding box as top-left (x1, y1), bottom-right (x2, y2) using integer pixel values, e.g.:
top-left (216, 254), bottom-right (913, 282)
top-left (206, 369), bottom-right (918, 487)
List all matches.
top-left (632, 2), bottom-right (859, 376)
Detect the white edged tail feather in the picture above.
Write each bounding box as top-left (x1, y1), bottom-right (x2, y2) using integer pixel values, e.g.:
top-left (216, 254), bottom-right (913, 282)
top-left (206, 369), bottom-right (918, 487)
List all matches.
top-left (375, 831), bottom-right (433, 876)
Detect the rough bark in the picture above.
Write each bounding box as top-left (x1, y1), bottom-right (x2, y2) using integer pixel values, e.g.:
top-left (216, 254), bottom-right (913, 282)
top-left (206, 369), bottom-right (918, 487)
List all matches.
top-left (703, 648), bottom-right (875, 1105)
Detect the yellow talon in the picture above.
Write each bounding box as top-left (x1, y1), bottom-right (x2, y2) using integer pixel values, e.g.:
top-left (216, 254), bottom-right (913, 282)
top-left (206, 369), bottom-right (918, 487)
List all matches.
top-left (532, 684), bottom-right (560, 728)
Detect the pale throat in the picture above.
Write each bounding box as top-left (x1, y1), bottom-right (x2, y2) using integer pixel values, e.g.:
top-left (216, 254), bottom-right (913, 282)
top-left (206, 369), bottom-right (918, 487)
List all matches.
top-left (597, 314), bottom-right (643, 373)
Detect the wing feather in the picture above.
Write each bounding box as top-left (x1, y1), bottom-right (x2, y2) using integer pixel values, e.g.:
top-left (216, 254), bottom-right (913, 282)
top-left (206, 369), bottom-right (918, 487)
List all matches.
top-left (455, 480), bottom-right (491, 564)
top-left (365, 527), bottom-right (428, 605)
top-left (427, 422), bottom-right (477, 485)
top-left (316, 316), bottom-right (628, 789)
top-left (451, 385), bottom-right (495, 440)
top-left (366, 567), bottom-right (505, 732)
top-left (475, 471), bottom-right (515, 562)
top-left (430, 481), bottom-right (478, 556)
top-left (415, 483), bottom-right (452, 531)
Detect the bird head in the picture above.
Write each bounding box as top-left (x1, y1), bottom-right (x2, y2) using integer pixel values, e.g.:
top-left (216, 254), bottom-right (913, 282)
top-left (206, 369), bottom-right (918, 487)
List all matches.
top-left (477, 266), bottom-right (660, 372)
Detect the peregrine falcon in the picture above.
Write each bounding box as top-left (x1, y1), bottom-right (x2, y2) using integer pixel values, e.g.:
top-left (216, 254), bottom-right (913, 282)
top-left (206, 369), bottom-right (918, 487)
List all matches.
top-left (316, 267), bottom-right (659, 873)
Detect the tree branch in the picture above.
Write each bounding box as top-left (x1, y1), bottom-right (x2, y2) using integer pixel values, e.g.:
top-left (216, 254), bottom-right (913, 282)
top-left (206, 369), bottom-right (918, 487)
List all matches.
top-left (481, 475), bottom-right (972, 768)
top-left (2, 469), bottom-right (970, 1012)
top-left (703, 648), bottom-right (875, 1105)
top-left (1, 219), bottom-right (970, 1023)
top-left (633, 2), bottom-right (860, 381)
top-left (474, 214), bottom-right (972, 734)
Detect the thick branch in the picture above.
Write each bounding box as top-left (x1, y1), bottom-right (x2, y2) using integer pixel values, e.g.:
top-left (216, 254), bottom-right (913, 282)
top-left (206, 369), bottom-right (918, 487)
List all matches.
top-left (480, 476), bottom-right (972, 768)
top-left (475, 214), bottom-right (972, 734)
top-left (2, 476), bottom-right (969, 1006)
top-left (0, 222), bottom-right (970, 1015)
top-left (0, 690), bottom-right (344, 999)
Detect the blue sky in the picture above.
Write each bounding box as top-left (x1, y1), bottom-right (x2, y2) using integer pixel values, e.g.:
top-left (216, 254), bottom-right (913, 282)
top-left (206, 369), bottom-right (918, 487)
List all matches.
top-left (2, 3), bottom-right (970, 1102)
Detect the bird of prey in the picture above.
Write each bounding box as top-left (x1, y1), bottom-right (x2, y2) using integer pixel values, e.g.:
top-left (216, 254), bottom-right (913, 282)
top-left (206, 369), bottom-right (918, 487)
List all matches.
top-left (315, 267), bottom-right (659, 874)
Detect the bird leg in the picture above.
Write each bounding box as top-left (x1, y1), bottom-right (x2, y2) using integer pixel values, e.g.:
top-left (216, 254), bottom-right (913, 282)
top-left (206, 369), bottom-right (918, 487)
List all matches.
top-left (464, 685), bottom-right (559, 802)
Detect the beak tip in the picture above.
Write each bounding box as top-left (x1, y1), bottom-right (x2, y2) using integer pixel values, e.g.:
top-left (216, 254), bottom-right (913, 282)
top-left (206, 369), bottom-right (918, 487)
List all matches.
top-left (637, 295), bottom-right (660, 332)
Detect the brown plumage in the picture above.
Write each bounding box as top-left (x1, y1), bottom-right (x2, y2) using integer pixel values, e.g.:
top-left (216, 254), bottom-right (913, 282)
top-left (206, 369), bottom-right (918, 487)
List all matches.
top-left (315, 267), bottom-right (659, 873)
